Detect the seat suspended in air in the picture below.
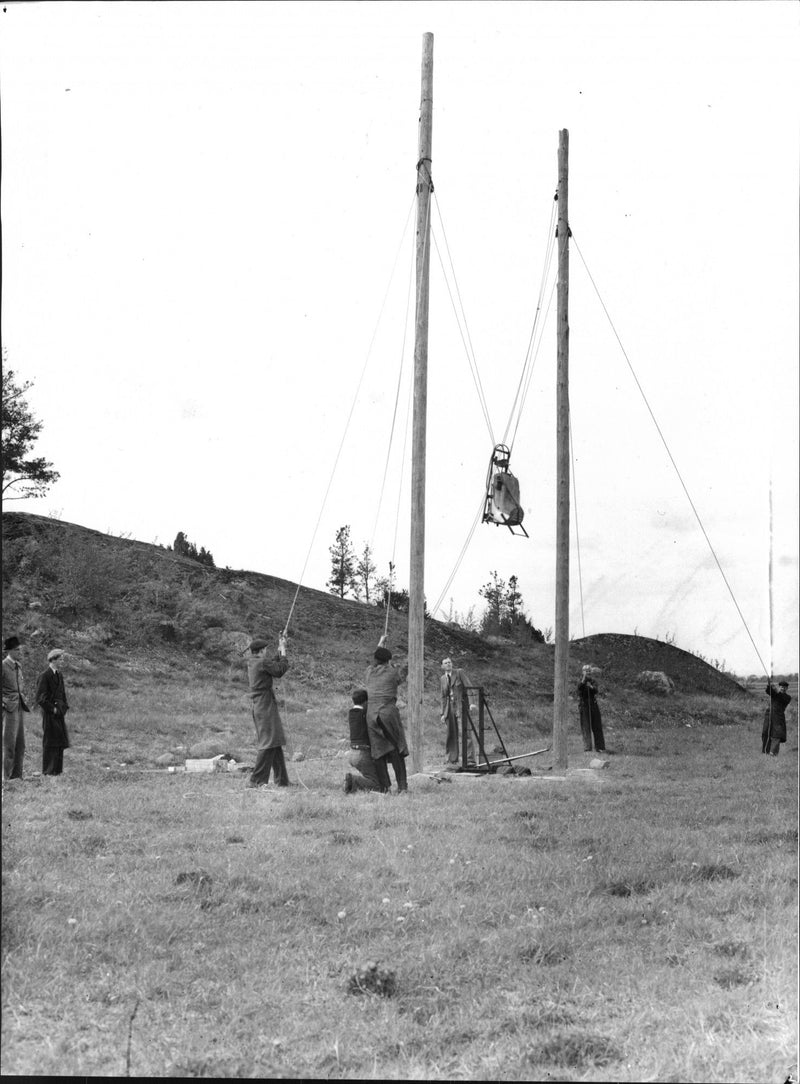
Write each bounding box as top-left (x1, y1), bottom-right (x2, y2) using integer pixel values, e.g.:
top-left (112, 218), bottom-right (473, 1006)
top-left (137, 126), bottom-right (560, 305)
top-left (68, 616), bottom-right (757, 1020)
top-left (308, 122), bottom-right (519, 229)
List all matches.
top-left (482, 444), bottom-right (528, 537)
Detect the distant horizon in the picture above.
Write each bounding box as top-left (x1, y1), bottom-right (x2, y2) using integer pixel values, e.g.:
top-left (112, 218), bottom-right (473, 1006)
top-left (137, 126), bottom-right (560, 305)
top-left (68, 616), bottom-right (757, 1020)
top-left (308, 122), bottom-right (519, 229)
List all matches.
top-left (4, 506), bottom-right (796, 683)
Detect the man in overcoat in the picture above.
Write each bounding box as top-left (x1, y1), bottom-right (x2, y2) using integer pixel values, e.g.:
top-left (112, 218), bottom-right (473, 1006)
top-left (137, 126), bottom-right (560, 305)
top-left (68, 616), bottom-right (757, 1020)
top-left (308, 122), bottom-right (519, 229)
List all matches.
top-left (364, 637), bottom-right (409, 792)
top-left (440, 657), bottom-right (476, 767)
top-left (35, 648), bottom-right (71, 776)
top-left (577, 665), bottom-right (606, 753)
top-left (762, 679), bottom-right (791, 756)
top-left (246, 634), bottom-right (292, 787)
top-left (2, 635), bottom-right (30, 781)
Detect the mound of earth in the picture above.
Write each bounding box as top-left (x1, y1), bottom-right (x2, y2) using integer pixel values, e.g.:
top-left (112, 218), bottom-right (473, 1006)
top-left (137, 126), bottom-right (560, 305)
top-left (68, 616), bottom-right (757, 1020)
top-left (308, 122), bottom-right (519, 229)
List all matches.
top-left (572, 633), bottom-right (747, 697)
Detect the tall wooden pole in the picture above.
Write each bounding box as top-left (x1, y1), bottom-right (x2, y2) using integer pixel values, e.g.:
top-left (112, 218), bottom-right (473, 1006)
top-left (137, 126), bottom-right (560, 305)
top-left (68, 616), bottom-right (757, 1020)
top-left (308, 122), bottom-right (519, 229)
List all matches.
top-left (408, 32), bottom-right (434, 774)
top-left (553, 129), bottom-right (570, 772)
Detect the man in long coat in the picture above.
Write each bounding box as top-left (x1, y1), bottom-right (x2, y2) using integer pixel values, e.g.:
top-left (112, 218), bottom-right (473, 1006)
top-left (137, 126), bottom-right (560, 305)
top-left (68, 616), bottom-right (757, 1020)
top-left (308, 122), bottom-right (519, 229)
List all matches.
top-left (246, 634), bottom-right (291, 787)
top-left (577, 665), bottom-right (606, 753)
top-left (762, 679), bottom-right (791, 756)
top-left (364, 637), bottom-right (409, 792)
top-left (440, 657), bottom-right (476, 767)
top-left (35, 648), bottom-right (71, 776)
top-left (2, 635), bottom-right (30, 781)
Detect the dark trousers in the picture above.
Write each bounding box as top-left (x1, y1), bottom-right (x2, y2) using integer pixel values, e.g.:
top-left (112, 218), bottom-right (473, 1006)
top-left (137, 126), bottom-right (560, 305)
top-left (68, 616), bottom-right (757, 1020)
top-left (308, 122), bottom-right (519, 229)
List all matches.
top-left (580, 706), bottom-right (605, 752)
top-left (43, 745), bottom-right (64, 776)
top-left (761, 723), bottom-right (782, 756)
top-left (380, 749), bottom-right (408, 792)
top-left (445, 706), bottom-right (475, 766)
top-left (2, 708), bottom-right (25, 780)
top-left (250, 746), bottom-right (290, 786)
top-left (348, 748), bottom-right (390, 792)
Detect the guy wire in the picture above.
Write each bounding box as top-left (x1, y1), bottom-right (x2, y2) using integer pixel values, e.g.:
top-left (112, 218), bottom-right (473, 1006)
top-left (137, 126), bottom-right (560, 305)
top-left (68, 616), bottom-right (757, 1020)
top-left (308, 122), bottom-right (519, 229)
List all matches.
top-left (572, 233), bottom-right (769, 674)
top-left (283, 194), bottom-right (417, 635)
top-left (432, 191), bottom-right (495, 443)
top-left (569, 411), bottom-right (586, 638)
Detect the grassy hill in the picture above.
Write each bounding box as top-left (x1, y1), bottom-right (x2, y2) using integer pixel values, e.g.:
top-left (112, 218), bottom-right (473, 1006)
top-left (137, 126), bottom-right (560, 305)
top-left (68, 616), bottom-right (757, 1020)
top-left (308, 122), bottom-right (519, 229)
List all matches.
top-left (1, 510), bottom-right (758, 769)
top-left (2, 512), bottom-right (797, 1081)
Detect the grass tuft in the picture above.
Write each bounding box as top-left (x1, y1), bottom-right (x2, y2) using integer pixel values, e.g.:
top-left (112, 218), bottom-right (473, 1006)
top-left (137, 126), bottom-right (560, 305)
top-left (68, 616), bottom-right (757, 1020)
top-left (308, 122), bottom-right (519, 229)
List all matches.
top-left (347, 962), bottom-right (398, 997)
top-left (690, 862), bottom-right (740, 882)
top-left (526, 1030), bottom-right (623, 1069)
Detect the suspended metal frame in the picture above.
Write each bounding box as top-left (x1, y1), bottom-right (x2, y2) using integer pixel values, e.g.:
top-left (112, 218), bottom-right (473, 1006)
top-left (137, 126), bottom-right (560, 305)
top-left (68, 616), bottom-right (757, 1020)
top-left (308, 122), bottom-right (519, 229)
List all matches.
top-left (482, 443), bottom-right (529, 537)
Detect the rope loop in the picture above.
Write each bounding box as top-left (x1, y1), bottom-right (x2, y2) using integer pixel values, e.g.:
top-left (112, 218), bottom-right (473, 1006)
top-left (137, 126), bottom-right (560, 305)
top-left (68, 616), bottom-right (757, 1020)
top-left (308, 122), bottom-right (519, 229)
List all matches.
top-left (416, 157), bottom-right (434, 192)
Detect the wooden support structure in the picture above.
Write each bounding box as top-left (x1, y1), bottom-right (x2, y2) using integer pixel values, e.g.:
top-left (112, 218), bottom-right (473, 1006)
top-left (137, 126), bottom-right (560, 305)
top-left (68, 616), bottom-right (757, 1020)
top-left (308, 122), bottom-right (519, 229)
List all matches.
top-left (553, 128), bottom-right (570, 772)
top-left (408, 32), bottom-right (434, 773)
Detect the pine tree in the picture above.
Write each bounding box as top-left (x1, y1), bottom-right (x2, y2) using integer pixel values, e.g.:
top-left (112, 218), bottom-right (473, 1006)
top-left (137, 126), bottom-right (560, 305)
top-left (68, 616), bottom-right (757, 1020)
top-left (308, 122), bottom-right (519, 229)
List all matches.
top-left (1, 367), bottom-right (60, 500)
top-left (172, 531), bottom-right (215, 568)
top-left (479, 570), bottom-right (506, 635)
top-left (327, 525), bottom-right (357, 599)
top-left (173, 531), bottom-right (190, 556)
top-left (505, 574), bottom-right (524, 629)
top-left (355, 542), bottom-right (377, 602)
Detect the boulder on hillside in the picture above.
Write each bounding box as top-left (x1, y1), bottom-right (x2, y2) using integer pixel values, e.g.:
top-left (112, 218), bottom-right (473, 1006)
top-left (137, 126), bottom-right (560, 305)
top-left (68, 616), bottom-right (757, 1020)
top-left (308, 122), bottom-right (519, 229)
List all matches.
top-left (635, 670), bottom-right (675, 696)
top-left (72, 624), bottom-right (114, 645)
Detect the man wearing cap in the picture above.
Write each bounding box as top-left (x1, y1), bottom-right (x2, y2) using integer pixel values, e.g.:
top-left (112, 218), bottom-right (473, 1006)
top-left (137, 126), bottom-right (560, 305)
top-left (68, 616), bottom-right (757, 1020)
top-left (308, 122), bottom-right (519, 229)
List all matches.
top-left (440, 658), bottom-right (476, 768)
top-left (762, 679), bottom-right (792, 756)
top-left (364, 636), bottom-right (409, 792)
top-left (246, 634), bottom-right (292, 788)
top-left (35, 649), bottom-right (71, 776)
top-left (2, 635), bottom-right (30, 781)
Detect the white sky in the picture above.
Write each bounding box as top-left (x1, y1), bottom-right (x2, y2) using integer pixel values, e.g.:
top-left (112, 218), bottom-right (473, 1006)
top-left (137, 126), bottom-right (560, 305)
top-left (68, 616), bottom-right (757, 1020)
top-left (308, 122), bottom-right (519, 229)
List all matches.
top-left (2, 0), bottom-right (798, 677)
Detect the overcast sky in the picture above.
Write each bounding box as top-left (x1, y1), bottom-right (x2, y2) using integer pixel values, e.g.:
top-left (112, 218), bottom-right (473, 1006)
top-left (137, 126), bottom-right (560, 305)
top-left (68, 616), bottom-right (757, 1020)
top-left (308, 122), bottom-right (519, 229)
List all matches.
top-left (2, 0), bottom-right (798, 676)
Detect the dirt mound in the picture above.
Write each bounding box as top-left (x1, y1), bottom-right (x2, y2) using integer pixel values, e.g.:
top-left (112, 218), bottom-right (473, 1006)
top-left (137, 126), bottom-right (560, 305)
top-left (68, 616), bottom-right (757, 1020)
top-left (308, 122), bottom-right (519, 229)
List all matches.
top-left (572, 633), bottom-right (746, 696)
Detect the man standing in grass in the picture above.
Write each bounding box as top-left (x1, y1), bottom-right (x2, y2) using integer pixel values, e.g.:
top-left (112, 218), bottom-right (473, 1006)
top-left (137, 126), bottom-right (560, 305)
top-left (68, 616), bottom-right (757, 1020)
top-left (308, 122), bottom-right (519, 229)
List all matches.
top-left (2, 635), bottom-right (30, 782)
top-left (35, 649), bottom-right (71, 776)
top-left (577, 665), bottom-right (607, 754)
top-left (246, 634), bottom-right (292, 788)
top-left (762, 679), bottom-right (791, 756)
top-left (364, 636), bottom-right (409, 793)
top-left (440, 657), bottom-right (476, 768)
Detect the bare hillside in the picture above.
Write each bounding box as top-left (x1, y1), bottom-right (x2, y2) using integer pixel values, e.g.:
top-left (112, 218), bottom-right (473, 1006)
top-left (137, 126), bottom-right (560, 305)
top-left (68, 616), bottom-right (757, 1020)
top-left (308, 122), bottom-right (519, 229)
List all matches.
top-left (2, 512), bottom-right (746, 703)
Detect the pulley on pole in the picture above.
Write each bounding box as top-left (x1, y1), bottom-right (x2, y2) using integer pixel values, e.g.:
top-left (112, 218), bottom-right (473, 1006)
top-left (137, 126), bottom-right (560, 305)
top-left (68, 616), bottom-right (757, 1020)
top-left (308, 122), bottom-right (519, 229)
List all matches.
top-left (408, 32), bottom-right (434, 774)
top-left (553, 129), bottom-right (570, 772)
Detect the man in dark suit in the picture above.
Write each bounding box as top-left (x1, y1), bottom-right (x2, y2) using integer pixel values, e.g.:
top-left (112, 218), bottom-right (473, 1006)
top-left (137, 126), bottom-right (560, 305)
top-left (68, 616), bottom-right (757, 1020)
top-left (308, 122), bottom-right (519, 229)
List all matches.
top-left (2, 635), bottom-right (30, 781)
top-left (762, 679), bottom-right (791, 756)
top-left (440, 658), bottom-right (476, 767)
top-left (35, 648), bottom-right (71, 776)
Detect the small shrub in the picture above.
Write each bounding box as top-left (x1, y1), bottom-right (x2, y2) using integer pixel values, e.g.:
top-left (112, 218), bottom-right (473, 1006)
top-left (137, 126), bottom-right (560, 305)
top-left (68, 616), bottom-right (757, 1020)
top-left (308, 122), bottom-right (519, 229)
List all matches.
top-left (347, 962), bottom-right (397, 997)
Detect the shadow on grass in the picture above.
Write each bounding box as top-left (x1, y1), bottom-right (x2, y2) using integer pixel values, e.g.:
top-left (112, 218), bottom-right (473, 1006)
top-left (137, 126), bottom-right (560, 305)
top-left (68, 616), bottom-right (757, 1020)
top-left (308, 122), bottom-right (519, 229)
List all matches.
top-left (525, 1030), bottom-right (623, 1070)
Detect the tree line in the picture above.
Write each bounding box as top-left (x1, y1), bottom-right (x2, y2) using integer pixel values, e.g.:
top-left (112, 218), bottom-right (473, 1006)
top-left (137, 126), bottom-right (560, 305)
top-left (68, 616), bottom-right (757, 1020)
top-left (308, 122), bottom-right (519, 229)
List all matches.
top-left (1, 371), bottom-right (540, 642)
top-left (326, 524), bottom-right (546, 641)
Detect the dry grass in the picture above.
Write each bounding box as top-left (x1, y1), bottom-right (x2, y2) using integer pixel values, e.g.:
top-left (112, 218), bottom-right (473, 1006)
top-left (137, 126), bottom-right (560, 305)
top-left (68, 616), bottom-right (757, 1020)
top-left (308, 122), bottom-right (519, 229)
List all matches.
top-left (1, 512), bottom-right (796, 1079)
top-left (2, 683), bottom-right (797, 1082)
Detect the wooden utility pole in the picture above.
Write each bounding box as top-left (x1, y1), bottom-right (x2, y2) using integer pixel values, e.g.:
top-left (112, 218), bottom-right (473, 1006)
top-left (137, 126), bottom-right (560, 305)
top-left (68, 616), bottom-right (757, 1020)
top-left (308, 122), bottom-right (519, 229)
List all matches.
top-left (553, 129), bottom-right (570, 772)
top-left (408, 32), bottom-right (434, 774)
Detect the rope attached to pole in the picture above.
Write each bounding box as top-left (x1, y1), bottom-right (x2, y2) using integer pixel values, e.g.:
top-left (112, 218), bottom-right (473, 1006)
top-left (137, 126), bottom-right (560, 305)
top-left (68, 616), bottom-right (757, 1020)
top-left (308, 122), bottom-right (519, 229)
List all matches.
top-left (572, 233), bottom-right (770, 675)
top-left (282, 195), bottom-right (417, 637)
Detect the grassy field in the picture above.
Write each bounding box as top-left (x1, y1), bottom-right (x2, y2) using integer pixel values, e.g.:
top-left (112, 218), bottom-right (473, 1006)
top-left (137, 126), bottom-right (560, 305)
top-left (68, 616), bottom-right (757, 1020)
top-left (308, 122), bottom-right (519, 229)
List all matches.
top-left (2, 676), bottom-right (797, 1081)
